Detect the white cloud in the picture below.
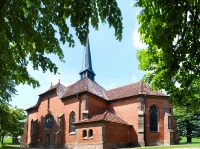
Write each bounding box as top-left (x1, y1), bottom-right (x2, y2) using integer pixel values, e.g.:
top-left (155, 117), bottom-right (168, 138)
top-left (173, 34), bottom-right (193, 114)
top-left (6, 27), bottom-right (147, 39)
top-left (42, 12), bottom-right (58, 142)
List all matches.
top-left (133, 29), bottom-right (147, 49)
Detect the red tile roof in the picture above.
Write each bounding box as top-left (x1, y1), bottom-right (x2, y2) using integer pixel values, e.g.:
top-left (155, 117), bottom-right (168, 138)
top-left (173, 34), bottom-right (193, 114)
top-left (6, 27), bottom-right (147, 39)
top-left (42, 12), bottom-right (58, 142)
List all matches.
top-left (26, 82), bottom-right (66, 111)
top-left (105, 81), bottom-right (166, 101)
top-left (74, 109), bottom-right (130, 125)
top-left (25, 105), bottom-right (37, 111)
top-left (61, 78), bottom-right (107, 99)
top-left (26, 79), bottom-right (166, 111)
top-left (40, 82), bottom-right (67, 97)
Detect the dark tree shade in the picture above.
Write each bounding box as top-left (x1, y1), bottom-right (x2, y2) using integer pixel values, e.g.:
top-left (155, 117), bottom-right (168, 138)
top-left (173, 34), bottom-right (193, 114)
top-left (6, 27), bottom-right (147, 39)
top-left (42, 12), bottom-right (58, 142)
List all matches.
top-left (134, 0), bottom-right (200, 108)
top-left (0, 0), bottom-right (123, 103)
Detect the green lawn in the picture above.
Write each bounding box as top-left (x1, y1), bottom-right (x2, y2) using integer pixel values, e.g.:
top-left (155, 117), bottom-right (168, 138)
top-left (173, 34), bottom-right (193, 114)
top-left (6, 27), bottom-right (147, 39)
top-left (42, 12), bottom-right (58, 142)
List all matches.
top-left (1, 137), bottom-right (200, 149)
top-left (139, 137), bottom-right (200, 149)
top-left (0, 138), bottom-right (20, 149)
top-left (179, 137), bottom-right (200, 143)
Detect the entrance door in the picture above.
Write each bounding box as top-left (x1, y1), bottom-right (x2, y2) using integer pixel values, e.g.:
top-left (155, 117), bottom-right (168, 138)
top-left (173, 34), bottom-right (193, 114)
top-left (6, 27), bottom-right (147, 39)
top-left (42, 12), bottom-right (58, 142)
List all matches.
top-left (44, 133), bottom-right (50, 147)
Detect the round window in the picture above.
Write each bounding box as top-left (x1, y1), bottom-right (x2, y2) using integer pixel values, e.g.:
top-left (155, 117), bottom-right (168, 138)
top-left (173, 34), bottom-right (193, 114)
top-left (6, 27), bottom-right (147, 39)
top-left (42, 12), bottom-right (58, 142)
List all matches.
top-left (44, 114), bottom-right (54, 129)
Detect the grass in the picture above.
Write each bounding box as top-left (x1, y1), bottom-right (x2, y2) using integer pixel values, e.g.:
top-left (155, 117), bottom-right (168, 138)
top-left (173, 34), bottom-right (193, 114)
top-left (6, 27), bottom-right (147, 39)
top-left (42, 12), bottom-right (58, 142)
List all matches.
top-left (139, 137), bottom-right (200, 149)
top-left (179, 137), bottom-right (200, 143)
top-left (1, 137), bottom-right (200, 149)
top-left (0, 138), bottom-right (20, 149)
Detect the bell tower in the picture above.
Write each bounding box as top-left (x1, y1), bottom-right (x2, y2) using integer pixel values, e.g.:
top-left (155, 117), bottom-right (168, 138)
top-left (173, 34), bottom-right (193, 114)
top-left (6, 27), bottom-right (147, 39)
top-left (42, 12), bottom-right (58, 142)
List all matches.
top-left (79, 37), bottom-right (96, 81)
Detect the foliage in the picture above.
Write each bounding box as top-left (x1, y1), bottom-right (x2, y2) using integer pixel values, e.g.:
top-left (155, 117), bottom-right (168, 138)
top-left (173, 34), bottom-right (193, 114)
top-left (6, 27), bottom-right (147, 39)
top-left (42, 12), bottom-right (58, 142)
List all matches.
top-left (0, 0), bottom-right (123, 102)
top-left (0, 79), bottom-right (17, 105)
top-left (0, 104), bottom-right (10, 135)
top-left (134, 0), bottom-right (200, 108)
top-left (174, 106), bottom-right (200, 142)
top-left (8, 107), bottom-right (26, 144)
top-left (0, 105), bottom-right (26, 145)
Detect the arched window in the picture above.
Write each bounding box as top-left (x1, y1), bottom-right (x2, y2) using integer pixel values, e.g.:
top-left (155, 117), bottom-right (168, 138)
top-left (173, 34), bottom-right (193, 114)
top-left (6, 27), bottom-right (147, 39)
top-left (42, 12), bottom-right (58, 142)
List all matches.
top-left (69, 112), bottom-right (76, 133)
top-left (150, 105), bottom-right (158, 132)
top-left (82, 130), bottom-right (87, 138)
top-left (31, 119), bottom-right (34, 135)
top-left (88, 129), bottom-right (93, 138)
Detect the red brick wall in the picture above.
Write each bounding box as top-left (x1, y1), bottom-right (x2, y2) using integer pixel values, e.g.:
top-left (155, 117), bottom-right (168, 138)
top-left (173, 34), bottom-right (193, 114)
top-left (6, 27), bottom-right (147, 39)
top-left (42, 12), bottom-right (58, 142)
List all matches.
top-left (86, 93), bottom-right (108, 118)
top-left (62, 96), bottom-right (79, 144)
top-left (20, 122), bottom-right (28, 146)
top-left (26, 91), bottom-right (109, 146)
top-left (104, 122), bottom-right (129, 143)
top-left (37, 91), bottom-right (66, 145)
top-left (26, 88), bottom-right (176, 147)
top-left (76, 122), bottom-right (102, 143)
top-left (145, 97), bottom-right (171, 142)
top-left (27, 109), bottom-right (38, 145)
top-left (108, 97), bottom-right (138, 142)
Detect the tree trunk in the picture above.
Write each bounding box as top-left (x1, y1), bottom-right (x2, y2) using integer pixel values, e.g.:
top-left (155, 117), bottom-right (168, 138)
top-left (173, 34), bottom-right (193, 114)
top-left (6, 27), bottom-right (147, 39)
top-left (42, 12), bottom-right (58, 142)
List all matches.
top-left (187, 136), bottom-right (192, 142)
top-left (12, 137), bottom-right (19, 144)
top-left (1, 137), bottom-right (3, 145)
top-left (186, 121), bottom-right (192, 143)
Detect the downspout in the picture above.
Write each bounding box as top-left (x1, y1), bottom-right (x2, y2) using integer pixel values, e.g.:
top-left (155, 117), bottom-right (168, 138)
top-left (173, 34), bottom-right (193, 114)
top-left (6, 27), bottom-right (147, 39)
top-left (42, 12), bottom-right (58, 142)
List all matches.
top-left (26, 112), bottom-right (29, 146)
top-left (144, 94), bottom-right (147, 144)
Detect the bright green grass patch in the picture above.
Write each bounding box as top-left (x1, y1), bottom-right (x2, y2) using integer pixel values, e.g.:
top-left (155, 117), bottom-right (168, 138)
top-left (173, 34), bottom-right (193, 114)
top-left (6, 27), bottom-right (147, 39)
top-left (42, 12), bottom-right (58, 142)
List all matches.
top-left (139, 137), bottom-right (200, 149)
top-left (142, 144), bottom-right (200, 149)
top-left (0, 138), bottom-right (20, 149)
top-left (179, 137), bottom-right (200, 143)
top-left (2, 138), bottom-right (12, 145)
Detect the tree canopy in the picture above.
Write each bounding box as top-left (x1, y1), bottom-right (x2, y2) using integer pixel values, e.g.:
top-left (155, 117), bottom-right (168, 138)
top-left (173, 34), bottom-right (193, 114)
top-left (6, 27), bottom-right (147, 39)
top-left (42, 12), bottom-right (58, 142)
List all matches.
top-left (0, 105), bottom-right (26, 145)
top-left (174, 106), bottom-right (200, 142)
top-left (134, 0), bottom-right (200, 107)
top-left (0, 0), bottom-right (123, 103)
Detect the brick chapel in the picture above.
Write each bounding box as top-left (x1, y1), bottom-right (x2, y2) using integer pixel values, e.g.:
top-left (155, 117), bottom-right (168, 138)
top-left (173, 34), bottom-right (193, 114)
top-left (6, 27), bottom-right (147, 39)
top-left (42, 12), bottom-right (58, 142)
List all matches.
top-left (21, 39), bottom-right (179, 148)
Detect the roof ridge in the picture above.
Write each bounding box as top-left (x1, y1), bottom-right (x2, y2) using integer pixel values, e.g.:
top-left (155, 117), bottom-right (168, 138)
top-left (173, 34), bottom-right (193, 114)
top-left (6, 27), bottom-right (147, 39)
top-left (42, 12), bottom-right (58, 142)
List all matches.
top-left (89, 109), bottom-right (108, 118)
top-left (89, 78), bottom-right (106, 91)
top-left (106, 81), bottom-right (141, 91)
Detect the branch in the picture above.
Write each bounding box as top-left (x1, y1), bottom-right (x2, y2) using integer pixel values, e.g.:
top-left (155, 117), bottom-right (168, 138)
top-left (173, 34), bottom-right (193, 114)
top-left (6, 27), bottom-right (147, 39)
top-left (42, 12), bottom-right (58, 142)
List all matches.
top-left (174, 2), bottom-right (188, 47)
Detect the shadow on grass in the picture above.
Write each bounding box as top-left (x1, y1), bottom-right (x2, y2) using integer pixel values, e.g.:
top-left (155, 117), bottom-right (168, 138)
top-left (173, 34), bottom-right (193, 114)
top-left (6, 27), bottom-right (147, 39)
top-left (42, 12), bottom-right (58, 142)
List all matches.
top-left (2, 146), bottom-right (21, 149)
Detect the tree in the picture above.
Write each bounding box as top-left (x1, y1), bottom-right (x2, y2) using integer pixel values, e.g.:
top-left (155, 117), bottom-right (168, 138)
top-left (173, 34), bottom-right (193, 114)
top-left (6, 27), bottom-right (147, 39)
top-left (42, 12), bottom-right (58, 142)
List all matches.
top-left (8, 107), bottom-right (27, 144)
top-left (174, 106), bottom-right (200, 142)
top-left (134, 0), bottom-right (200, 107)
top-left (0, 104), bottom-right (10, 145)
top-left (0, 0), bottom-right (123, 102)
top-left (0, 105), bottom-right (26, 145)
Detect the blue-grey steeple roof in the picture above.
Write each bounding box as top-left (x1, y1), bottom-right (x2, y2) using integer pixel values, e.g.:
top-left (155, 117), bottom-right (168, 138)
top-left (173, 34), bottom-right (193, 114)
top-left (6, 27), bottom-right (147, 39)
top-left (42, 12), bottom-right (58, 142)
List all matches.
top-left (79, 37), bottom-right (95, 81)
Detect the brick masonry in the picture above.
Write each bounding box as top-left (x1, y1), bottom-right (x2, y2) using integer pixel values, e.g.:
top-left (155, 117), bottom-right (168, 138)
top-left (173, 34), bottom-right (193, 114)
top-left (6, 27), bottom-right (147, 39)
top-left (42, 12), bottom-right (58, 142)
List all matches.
top-left (21, 80), bottom-right (179, 149)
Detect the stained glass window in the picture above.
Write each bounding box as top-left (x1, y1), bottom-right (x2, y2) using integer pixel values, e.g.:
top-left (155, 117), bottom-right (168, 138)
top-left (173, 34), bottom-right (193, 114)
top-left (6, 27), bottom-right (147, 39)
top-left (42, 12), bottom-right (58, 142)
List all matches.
top-left (150, 105), bottom-right (158, 132)
top-left (70, 112), bottom-right (76, 133)
top-left (44, 115), bottom-right (54, 129)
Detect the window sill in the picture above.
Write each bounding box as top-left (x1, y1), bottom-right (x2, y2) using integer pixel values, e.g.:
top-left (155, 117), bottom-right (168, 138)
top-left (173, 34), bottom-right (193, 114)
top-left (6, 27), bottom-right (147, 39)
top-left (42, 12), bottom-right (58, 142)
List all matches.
top-left (82, 137), bottom-right (93, 140)
top-left (69, 132), bottom-right (76, 135)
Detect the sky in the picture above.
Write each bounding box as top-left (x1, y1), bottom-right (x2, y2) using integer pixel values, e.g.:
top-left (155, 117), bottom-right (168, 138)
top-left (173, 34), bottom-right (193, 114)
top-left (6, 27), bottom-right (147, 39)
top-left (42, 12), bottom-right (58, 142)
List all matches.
top-left (11, 0), bottom-right (146, 110)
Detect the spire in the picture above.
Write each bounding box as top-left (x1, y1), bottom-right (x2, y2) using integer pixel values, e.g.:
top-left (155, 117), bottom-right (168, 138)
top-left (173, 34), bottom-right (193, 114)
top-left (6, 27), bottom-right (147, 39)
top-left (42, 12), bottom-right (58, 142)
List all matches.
top-left (80, 37), bottom-right (96, 81)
